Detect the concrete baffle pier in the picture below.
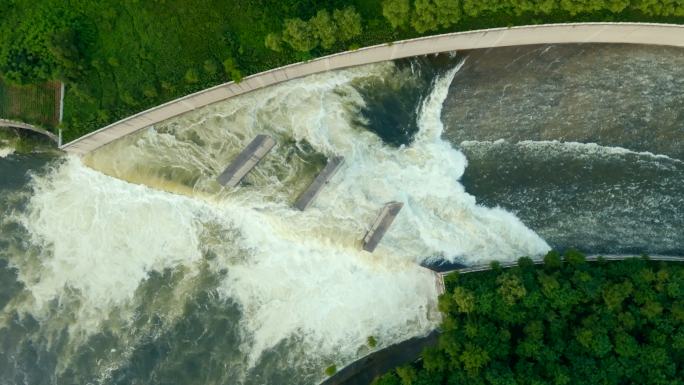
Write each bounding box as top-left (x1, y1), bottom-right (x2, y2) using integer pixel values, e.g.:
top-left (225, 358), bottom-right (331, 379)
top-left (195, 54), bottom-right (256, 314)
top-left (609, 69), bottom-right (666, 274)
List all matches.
top-left (362, 201), bottom-right (403, 252)
top-left (294, 156), bottom-right (344, 211)
top-left (435, 273), bottom-right (446, 296)
top-left (217, 135), bottom-right (276, 187)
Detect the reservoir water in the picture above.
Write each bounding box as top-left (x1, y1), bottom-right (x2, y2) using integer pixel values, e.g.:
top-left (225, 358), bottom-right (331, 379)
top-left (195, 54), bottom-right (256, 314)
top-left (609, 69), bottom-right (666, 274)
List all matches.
top-left (1, 44), bottom-right (682, 384)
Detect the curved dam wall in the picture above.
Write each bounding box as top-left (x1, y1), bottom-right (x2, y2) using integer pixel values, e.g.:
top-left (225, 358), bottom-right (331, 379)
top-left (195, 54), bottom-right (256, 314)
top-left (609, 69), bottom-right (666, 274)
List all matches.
top-left (0, 119), bottom-right (59, 143)
top-left (60, 22), bottom-right (684, 155)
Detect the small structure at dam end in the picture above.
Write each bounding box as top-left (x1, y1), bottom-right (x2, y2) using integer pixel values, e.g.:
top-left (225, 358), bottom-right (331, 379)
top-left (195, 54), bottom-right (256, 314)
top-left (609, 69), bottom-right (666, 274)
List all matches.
top-left (295, 156), bottom-right (344, 211)
top-left (218, 135), bottom-right (275, 187)
top-left (363, 202), bottom-right (403, 252)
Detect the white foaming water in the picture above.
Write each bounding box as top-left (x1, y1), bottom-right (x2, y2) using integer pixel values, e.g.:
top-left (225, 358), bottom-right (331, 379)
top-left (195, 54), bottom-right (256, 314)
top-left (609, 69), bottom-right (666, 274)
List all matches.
top-left (13, 60), bottom-right (551, 380)
top-left (15, 157), bottom-right (209, 329)
top-left (460, 139), bottom-right (684, 165)
top-left (0, 146), bottom-right (14, 158)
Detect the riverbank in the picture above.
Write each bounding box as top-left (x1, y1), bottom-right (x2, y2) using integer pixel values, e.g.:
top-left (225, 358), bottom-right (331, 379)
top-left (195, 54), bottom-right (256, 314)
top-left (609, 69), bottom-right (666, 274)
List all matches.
top-left (320, 331), bottom-right (440, 385)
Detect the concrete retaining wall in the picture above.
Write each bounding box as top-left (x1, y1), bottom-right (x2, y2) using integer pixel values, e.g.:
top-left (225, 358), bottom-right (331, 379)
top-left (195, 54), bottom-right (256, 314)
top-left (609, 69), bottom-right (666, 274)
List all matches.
top-left (60, 22), bottom-right (684, 155)
top-left (0, 119), bottom-right (59, 143)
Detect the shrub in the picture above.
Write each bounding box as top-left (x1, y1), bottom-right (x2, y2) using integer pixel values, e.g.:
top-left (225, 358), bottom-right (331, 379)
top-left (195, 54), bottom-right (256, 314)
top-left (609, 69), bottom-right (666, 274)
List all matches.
top-left (324, 364), bottom-right (337, 376)
top-left (142, 83), bottom-right (158, 98)
top-left (411, 0), bottom-right (461, 33)
top-left (310, 10), bottom-right (337, 49)
top-left (382, 0), bottom-right (410, 29)
top-left (333, 7), bottom-right (362, 41)
top-left (264, 33), bottom-right (282, 52)
top-left (203, 59), bottom-right (218, 75)
top-left (282, 18), bottom-right (317, 52)
top-left (183, 68), bottom-right (199, 84)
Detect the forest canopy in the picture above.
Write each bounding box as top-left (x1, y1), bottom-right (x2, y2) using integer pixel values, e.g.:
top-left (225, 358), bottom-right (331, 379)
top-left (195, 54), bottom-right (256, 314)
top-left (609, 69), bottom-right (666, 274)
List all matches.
top-left (373, 252), bottom-right (684, 385)
top-left (1, 0), bottom-right (682, 140)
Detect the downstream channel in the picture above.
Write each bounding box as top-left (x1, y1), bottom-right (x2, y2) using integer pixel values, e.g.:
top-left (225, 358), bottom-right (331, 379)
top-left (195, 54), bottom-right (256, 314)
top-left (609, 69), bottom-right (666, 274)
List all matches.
top-left (1, 43), bottom-right (682, 385)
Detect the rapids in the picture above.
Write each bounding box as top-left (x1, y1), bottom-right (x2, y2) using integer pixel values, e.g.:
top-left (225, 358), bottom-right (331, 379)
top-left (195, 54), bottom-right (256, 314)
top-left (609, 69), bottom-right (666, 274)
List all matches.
top-left (1, 43), bottom-right (682, 385)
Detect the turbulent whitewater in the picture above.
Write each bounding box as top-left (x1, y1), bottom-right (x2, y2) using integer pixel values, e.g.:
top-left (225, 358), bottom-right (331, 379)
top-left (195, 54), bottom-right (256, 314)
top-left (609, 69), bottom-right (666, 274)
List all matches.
top-left (0, 60), bottom-right (549, 385)
top-left (2, 44), bottom-right (682, 385)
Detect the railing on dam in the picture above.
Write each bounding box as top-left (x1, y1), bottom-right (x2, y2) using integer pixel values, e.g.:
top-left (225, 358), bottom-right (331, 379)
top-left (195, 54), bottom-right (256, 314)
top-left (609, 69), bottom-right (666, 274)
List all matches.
top-left (0, 119), bottom-right (59, 144)
top-left (60, 22), bottom-right (684, 156)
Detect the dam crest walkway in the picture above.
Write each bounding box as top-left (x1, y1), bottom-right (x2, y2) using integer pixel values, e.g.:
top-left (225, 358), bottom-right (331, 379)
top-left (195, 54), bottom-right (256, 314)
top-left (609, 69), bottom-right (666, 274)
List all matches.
top-left (60, 22), bottom-right (684, 155)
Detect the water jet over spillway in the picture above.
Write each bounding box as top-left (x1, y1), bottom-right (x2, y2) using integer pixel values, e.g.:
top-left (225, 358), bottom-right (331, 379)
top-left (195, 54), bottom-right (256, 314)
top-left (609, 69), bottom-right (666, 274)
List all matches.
top-left (1, 58), bottom-right (549, 385)
top-left (2, 44), bottom-right (681, 385)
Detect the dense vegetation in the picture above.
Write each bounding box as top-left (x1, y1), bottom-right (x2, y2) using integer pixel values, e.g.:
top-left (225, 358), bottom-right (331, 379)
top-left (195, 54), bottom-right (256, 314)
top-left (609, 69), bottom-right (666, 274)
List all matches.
top-left (374, 252), bottom-right (684, 385)
top-left (1, 0), bottom-right (683, 141)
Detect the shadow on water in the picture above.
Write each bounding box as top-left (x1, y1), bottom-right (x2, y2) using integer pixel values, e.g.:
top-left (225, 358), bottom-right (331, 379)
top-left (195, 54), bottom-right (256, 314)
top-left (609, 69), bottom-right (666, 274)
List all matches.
top-left (352, 54), bottom-right (459, 147)
top-left (321, 331), bottom-right (440, 385)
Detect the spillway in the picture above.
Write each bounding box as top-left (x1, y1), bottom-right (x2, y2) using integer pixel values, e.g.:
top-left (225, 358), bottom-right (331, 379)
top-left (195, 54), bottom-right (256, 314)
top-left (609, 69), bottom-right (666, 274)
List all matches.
top-left (2, 44), bottom-right (682, 385)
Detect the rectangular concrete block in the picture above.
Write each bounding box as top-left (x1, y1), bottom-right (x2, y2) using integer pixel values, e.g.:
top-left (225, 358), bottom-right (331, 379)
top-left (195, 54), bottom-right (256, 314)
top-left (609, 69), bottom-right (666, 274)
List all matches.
top-left (294, 156), bottom-right (344, 211)
top-left (217, 135), bottom-right (276, 187)
top-left (363, 201), bottom-right (403, 252)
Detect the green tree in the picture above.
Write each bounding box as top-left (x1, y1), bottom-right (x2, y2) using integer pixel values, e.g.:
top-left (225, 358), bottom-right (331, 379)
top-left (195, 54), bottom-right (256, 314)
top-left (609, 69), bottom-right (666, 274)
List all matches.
top-left (142, 83), bottom-right (158, 98)
top-left (560, 0), bottom-right (606, 15)
top-left (396, 365), bottom-right (417, 384)
top-left (264, 33), bottom-right (282, 52)
top-left (310, 10), bottom-right (337, 49)
top-left (325, 364), bottom-right (337, 376)
top-left (453, 286), bottom-right (475, 313)
top-left (459, 343), bottom-right (490, 376)
top-left (631, 0), bottom-right (684, 16)
top-left (372, 373), bottom-right (401, 385)
top-left (496, 272), bottom-right (527, 304)
top-left (411, 0), bottom-right (461, 33)
top-left (203, 59), bottom-right (218, 76)
top-left (223, 57), bottom-right (242, 82)
top-left (47, 27), bottom-right (84, 80)
top-left (382, 0), bottom-right (411, 29)
top-left (602, 280), bottom-right (633, 310)
top-left (0, 4), bottom-right (86, 84)
top-left (184, 68), bottom-right (199, 83)
top-left (282, 18), bottom-right (317, 52)
top-left (379, 252), bottom-right (684, 384)
top-left (462, 0), bottom-right (508, 17)
top-left (509, 0), bottom-right (558, 15)
top-left (333, 7), bottom-right (362, 42)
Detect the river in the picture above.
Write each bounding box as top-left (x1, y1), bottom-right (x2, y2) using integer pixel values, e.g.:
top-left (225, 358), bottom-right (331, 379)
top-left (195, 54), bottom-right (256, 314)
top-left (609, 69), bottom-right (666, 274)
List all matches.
top-left (0, 43), bottom-right (682, 384)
